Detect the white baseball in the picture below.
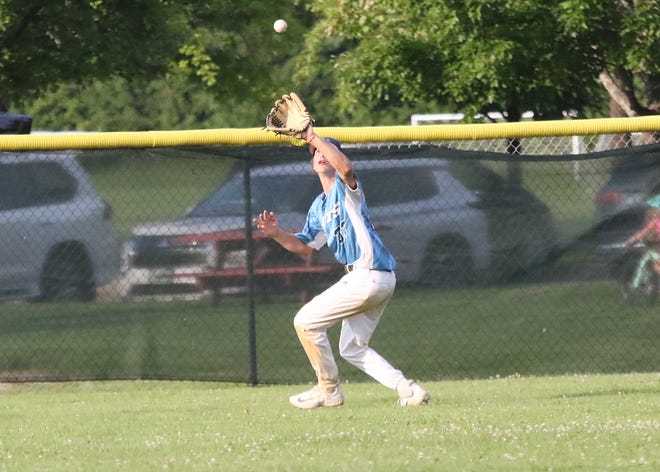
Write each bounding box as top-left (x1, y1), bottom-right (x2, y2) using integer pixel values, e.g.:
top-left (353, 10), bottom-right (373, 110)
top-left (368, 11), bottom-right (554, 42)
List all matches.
top-left (273, 19), bottom-right (288, 34)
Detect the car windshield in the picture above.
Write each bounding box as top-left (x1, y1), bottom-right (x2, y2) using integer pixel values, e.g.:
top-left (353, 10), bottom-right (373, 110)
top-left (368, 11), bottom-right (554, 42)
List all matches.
top-left (358, 167), bottom-right (438, 206)
top-left (611, 154), bottom-right (660, 177)
top-left (187, 160), bottom-right (510, 218)
top-left (447, 160), bottom-right (504, 192)
top-left (188, 173), bottom-right (321, 218)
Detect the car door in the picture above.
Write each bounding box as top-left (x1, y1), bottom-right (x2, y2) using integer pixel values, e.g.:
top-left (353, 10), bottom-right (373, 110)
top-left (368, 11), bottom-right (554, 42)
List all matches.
top-left (0, 160), bottom-right (80, 299)
top-left (359, 164), bottom-right (486, 282)
top-left (0, 163), bottom-right (39, 297)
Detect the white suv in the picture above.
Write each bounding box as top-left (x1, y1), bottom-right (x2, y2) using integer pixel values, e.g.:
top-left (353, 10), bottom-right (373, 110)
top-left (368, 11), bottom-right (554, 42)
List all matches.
top-left (0, 153), bottom-right (120, 301)
top-left (121, 154), bottom-right (557, 298)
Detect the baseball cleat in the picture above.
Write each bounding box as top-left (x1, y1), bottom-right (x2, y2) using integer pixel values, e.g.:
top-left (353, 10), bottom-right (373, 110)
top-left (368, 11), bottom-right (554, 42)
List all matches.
top-left (397, 379), bottom-right (430, 406)
top-left (289, 385), bottom-right (344, 410)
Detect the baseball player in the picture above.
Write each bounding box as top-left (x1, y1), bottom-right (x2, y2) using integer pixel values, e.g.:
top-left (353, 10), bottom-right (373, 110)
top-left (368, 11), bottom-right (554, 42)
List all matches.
top-left (254, 124), bottom-right (430, 409)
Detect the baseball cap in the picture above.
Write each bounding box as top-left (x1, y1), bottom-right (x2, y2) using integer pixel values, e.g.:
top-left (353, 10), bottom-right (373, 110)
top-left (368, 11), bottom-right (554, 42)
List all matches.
top-left (309, 137), bottom-right (342, 156)
top-left (646, 195), bottom-right (660, 209)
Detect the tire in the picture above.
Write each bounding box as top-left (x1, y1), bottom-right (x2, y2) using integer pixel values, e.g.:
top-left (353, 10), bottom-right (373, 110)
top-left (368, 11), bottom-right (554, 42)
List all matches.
top-left (420, 235), bottom-right (475, 286)
top-left (614, 252), bottom-right (638, 286)
top-left (618, 254), bottom-right (659, 306)
top-left (637, 263), bottom-right (659, 306)
top-left (648, 270), bottom-right (659, 306)
top-left (40, 245), bottom-right (96, 302)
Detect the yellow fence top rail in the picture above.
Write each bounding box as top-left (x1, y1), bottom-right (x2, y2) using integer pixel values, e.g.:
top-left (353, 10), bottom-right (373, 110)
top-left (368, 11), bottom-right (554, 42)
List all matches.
top-left (0, 116), bottom-right (658, 151)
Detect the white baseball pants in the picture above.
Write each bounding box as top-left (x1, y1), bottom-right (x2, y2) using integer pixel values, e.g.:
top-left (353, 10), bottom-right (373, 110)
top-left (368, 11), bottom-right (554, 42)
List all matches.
top-left (293, 268), bottom-right (405, 392)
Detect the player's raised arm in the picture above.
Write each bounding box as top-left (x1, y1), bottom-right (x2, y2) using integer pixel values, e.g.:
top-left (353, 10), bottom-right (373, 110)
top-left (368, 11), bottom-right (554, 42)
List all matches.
top-left (304, 125), bottom-right (357, 190)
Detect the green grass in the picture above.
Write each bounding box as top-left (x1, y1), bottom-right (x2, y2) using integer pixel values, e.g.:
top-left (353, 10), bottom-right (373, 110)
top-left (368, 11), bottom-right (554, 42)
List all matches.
top-left (1, 282), bottom-right (658, 383)
top-left (1, 148), bottom-right (656, 469)
top-left (0, 373), bottom-right (658, 470)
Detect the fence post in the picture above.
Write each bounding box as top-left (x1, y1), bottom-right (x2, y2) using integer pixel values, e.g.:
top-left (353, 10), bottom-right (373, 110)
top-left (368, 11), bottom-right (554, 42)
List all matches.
top-left (242, 158), bottom-right (258, 386)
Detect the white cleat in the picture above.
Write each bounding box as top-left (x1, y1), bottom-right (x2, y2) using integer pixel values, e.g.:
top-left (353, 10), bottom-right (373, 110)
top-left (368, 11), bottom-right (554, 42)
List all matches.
top-left (397, 379), bottom-right (430, 406)
top-left (289, 385), bottom-right (344, 410)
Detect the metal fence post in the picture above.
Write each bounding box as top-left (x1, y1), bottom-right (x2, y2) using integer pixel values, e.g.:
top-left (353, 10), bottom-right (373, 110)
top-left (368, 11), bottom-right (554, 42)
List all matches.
top-left (242, 158), bottom-right (258, 386)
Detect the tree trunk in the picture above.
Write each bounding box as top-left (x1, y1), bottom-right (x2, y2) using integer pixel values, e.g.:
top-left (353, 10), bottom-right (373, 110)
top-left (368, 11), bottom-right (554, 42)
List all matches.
top-left (599, 68), bottom-right (644, 117)
top-left (641, 72), bottom-right (660, 144)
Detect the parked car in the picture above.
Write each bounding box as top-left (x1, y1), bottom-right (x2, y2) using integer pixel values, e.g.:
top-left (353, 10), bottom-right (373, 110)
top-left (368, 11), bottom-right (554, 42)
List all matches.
top-left (533, 206), bottom-right (646, 283)
top-left (0, 112), bottom-right (32, 134)
top-left (596, 144), bottom-right (660, 221)
top-left (0, 153), bottom-right (120, 301)
top-left (121, 153), bottom-right (558, 300)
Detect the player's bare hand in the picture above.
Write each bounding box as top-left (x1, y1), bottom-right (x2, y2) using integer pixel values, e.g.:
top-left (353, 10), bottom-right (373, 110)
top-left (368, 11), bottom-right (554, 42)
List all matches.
top-left (302, 123), bottom-right (315, 143)
top-left (253, 210), bottom-right (280, 238)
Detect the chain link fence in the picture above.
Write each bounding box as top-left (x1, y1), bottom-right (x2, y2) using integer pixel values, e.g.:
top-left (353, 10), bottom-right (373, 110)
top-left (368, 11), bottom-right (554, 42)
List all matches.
top-left (1, 133), bottom-right (659, 384)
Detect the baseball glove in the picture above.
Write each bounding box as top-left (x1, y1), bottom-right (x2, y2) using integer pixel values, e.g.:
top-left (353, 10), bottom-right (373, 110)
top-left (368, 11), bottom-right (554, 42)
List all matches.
top-left (265, 92), bottom-right (314, 139)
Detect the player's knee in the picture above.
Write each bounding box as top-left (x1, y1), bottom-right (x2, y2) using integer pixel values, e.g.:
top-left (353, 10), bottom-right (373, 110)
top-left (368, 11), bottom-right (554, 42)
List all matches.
top-left (340, 348), bottom-right (363, 365)
top-left (293, 320), bottom-right (307, 338)
top-left (339, 340), bottom-right (366, 362)
top-left (339, 347), bottom-right (351, 362)
top-left (293, 312), bottom-right (316, 337)
top-left (293, 310), bottom-right (308, 330)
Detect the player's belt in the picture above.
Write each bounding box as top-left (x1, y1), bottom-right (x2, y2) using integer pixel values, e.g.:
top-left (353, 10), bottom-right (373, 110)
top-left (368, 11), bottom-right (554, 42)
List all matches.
top-left (345, 264), bottom-right (392, 273)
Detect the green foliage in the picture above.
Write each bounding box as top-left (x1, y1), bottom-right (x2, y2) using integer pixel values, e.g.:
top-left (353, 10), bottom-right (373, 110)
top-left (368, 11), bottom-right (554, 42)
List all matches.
top-left (557, 0), bottom-right (659, 75)
top-left (0, 0), bottom-right (185, 106)
top-left (169, 0), bottom-right (314, 100)
top-left (8, 1), bottom-right (657, 129)
top-left (8, 0), bottom-right (315, 128)
top-left (556, 0), bottom-right (659, 116)
top-left (298, 0), bottom-right (658, 121)
top-left (299, 0), bottom-right (610, 121)
top-left (23, 75), bottom-right (269, 131)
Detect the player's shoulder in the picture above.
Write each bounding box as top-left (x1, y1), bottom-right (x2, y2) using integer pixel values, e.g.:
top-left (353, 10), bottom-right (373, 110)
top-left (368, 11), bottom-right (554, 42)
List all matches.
top-left (307, 191), bottom-right (325, 210)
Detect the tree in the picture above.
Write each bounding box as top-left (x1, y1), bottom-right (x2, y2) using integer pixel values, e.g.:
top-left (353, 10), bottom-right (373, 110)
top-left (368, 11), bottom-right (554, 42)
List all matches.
top-left (557, 0), bottom-right (659, 118)
top-left (23, 75), bottom-right (267, 131)
top-left (296, 0), bottom-right (658, 123)
top-left (10, 0), bottom-right (316, 130)
top-left (0, 0), bottom-right (186, 109)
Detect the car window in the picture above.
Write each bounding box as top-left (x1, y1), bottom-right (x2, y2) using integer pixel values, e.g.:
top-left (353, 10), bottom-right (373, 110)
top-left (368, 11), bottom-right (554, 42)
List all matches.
top-left (359, 168), bottom-right (438, 206)
top-left (447, 160), bottom-right (503, 192)
top-left (0, 162), bottom-right (76, 210)
top-left (595, 208), bottom-right (646, 232)
top-left (188, 177), bottom-right (244, 216)
top-left (188, 173), bottom-right (320, 217)
top-left (611, 154), bottom-right (660, 176)
top-left (251, 175), bottom-right (320, 213)
top-left (30, 162), bottom-right (77, 205)
top-left (0, 164), bottom-right (31, 209)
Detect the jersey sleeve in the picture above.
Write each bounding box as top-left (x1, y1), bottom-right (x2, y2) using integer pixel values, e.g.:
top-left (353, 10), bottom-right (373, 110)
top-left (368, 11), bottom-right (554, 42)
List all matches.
top-left (295, 199), bottom-right (328, 250)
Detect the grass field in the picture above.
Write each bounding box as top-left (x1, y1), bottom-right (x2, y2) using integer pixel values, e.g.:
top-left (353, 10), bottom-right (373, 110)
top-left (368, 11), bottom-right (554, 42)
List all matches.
top-left (1, 373), bottom-right (658, 470)
top-left (1, 146), bottom-right (657, 470)
top-left (1, 281), bottom-right (658, 384)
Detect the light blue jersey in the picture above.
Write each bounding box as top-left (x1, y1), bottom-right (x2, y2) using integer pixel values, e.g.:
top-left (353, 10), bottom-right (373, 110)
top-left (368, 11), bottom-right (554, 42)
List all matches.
top-left (295, 173), bottom-right (396, 271)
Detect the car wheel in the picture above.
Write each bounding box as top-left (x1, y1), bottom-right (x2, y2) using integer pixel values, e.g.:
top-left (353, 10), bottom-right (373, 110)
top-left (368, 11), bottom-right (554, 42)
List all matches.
top-left (420, 235), bottom-right (475, 286)
top-left (40, 245), bottom-right (96, 302)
